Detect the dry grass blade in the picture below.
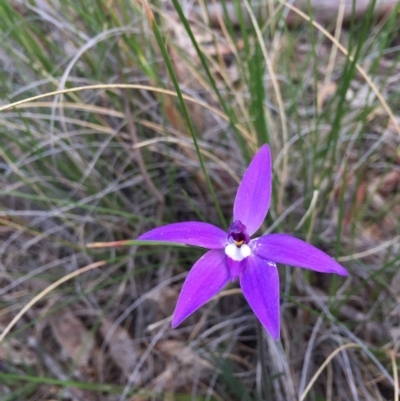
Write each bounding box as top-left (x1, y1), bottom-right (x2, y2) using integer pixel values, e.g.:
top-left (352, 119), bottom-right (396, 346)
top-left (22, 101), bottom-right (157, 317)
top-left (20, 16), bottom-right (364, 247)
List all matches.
top-left (0, 83), bottom-right (251, 139)
top-left (300, 343), bottom-right (361, 401)
top-left (338, 235), bottom-right (400, 262)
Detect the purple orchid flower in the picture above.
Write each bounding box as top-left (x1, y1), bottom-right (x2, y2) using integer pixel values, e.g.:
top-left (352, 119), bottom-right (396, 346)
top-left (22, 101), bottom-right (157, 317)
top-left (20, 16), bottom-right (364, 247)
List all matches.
top-left (138, 144), bottom-right (348, 339)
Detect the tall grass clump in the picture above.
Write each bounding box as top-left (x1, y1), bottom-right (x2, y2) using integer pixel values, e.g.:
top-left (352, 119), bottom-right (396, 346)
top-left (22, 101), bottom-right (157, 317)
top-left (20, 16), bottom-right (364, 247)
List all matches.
top-left (1, 1), bottom-right (400, 400)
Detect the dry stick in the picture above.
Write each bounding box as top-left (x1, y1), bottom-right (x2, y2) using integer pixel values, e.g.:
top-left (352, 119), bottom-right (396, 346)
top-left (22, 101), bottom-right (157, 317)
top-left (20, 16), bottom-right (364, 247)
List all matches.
top-left (290, 0), bottom-right (396, 23)
top-left (122, 89), bottom-right (164, 221)
top-left (194, 1), bottom-right (397, 27)
top-left (0, 260), bottom-right (106, 345)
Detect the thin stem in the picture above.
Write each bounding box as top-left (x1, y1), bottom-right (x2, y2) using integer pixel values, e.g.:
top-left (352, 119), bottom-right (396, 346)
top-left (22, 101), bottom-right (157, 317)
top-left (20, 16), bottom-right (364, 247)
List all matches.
top-left (256, 320), bottom-right (272, 400)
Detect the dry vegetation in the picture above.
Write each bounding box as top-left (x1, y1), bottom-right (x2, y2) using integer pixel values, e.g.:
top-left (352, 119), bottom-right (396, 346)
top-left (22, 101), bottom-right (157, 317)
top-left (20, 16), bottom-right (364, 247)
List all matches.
top-left (1, 1), bottom-right (400, 400)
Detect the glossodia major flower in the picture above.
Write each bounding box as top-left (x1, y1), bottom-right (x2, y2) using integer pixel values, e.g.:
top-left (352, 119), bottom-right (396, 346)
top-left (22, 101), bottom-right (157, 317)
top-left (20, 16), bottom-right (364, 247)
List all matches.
top-left (138, 144), bottom-right (348, 339)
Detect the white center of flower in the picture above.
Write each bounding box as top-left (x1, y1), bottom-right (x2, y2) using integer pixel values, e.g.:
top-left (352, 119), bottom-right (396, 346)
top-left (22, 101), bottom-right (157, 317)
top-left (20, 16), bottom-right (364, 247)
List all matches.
top-left (225, 243), bottom-right (251, 261)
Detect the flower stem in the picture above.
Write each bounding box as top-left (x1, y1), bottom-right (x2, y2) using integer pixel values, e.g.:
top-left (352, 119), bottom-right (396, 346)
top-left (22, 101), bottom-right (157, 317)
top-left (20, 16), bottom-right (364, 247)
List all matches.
top-left (256, 320), bottom-right (272, 400)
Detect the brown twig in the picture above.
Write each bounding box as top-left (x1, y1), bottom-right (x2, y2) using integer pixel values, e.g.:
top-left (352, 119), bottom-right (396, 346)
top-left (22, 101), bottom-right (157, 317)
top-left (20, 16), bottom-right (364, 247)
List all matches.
top-left (191, 0), bottom-right (398, 27)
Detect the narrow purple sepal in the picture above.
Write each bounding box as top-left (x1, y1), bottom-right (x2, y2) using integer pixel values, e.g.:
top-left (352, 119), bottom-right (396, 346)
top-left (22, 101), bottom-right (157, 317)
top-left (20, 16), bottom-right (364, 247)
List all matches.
top-left (240, 255), bottom-right (280, 340)
top-left (138, 222), bottom-right (227, 249)
top-left (172, 249), bottom-right (230, 328)
top-left (253, 234), bottom-right (348, 276)
top-left (233, 144), bottom-right (272, 236)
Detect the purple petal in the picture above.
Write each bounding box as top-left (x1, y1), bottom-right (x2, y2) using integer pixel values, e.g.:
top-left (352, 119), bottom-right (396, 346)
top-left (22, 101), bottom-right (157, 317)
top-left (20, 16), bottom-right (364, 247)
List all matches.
top-left (253, 234), bottom-right (348, 276)
top-left (240, 255), bottom-right (280, 340)
top-left (233, 144), bottom-right (272, 236)
top-left (172, 249), bottom-right (229, 327)
top-left (138, 222), bottom-right (227, 249)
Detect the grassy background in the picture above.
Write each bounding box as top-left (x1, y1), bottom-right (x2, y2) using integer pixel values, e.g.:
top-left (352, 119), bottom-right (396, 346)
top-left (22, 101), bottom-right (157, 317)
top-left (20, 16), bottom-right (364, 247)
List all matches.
top-left (1, 0), bottom-right (400, 400)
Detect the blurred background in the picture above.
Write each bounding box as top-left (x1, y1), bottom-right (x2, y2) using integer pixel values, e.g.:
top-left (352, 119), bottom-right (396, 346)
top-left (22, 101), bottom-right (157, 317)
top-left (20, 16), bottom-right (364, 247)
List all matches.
top-left (1, 1), bottom-right (400, 400)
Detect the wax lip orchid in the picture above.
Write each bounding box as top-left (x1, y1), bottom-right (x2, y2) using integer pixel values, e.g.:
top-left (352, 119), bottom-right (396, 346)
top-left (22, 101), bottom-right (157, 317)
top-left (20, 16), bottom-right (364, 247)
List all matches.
top-left (138, 144), bottom-right (348, 339)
